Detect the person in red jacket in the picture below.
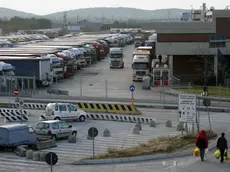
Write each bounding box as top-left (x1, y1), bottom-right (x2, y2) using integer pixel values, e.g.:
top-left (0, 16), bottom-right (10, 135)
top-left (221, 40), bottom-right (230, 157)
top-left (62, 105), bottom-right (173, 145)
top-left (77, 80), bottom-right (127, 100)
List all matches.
top-left (196, 130), bottom-right (208, 161)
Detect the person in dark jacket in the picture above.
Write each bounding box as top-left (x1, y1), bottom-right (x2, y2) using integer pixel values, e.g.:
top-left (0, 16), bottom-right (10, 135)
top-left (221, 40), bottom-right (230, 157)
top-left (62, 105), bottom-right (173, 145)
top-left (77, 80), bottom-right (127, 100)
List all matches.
top-left (217, 133), bottom-right (228, 163)
top-left (196, 130), bottom-right (208, 161)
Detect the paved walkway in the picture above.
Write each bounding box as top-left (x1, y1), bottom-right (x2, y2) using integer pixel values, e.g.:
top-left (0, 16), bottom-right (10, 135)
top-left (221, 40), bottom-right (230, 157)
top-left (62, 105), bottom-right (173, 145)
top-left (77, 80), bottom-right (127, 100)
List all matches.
top-left (176, 131), bottom-right (230, 172)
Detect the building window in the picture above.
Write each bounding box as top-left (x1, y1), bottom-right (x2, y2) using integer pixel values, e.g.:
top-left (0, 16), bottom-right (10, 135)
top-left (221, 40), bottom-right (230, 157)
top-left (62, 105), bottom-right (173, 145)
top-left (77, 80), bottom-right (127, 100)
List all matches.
top-left (209, 34), bottom-right (225, 41)
top-left (209, 42), bottom-right (226, 48)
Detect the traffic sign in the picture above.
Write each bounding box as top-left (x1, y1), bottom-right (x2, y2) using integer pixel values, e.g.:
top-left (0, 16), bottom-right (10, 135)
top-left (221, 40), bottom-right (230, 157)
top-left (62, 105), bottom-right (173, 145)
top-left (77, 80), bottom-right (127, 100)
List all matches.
top-left (14, 88), bottom-right (19, 96)
top-left (129, 85), bottom-right (135, 92)
top-left (45, 152), bottom-right (58, 166)
top-left (203, 99), bottom-right (211, 107)
top-left (88, 127), bottom-right (98, 138)
top-left (178, 94), bottom-right (197, 123)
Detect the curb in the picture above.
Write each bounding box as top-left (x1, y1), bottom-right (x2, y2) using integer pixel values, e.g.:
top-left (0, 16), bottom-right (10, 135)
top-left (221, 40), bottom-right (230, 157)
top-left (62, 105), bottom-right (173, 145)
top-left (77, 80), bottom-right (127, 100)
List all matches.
top-left (71, 137), bottom-right (219, 166)
top-left (40, 113), bottom-right (155, 124)
top-left (0, 102), bottom-right (229, 113)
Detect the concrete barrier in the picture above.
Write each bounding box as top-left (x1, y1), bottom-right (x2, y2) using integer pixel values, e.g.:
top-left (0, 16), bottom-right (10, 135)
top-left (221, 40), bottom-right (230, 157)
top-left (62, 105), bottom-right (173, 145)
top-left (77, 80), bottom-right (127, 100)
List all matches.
top-left (135, 122), bottom-right (142, 130)
top-left (36, 140), bottom-right (57, 150)
top-left (132, 127), bottom-right (140, 134)
top-left (83, 113), bottom-right (155, 124)
top-left (165, 120), bottom-right (172, 128)
top-left (68, 131), bottom-right (77, 143)
top-left (0, 108), bottom-right (29, 122)
top-left (103, 129), bottom-right (110, 137)
top-left (149, 120), bottom-right (156, 127)
top-left (40, 152), bottom-right (48, 161)
top-left (14, 146), bottom-right (27, 157)
top-left (33, 151), bottom-right (40, 161)
top-left (26, 150), bottom-right (34, 159)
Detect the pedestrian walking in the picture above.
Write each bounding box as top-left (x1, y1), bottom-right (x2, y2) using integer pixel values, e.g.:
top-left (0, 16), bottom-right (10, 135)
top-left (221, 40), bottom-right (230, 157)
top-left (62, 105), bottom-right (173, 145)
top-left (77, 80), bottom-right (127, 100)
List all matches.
top-left (217, 133), bottom-right (228, 163)
top-left (196, 130), bottom-right (208, 161)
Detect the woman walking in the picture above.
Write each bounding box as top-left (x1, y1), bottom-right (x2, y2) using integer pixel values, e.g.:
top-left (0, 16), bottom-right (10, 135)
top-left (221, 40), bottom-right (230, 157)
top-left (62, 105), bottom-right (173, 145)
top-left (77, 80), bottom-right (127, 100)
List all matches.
top-left (196, 130), bottom-right (208, 161)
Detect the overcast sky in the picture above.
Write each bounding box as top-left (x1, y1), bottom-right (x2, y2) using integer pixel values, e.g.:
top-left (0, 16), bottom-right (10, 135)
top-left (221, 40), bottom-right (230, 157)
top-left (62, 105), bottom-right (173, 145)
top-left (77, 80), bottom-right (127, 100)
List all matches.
top-left (0, 0), bottom-right (229, 15)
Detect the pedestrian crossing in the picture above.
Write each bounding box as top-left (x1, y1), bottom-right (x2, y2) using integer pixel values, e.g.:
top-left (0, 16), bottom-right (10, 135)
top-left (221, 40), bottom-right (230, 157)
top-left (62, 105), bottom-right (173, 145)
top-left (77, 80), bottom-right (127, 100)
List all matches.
top-left (0, 124), bottom-right (180, 170)
top-left (39, 125), bottom-right (180, 163)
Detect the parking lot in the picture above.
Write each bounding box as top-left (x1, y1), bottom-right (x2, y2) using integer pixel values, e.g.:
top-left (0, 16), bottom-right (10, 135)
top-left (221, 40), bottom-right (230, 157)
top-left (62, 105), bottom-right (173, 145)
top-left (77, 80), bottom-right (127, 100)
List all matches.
top-left (43, 45), bottom-right (170, 100)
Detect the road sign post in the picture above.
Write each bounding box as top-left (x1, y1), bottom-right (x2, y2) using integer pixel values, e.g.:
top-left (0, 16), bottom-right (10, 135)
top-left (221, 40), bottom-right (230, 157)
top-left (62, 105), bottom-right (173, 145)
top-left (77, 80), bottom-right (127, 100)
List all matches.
top-left (129, 85), bottom-right (135, 105)
top-left (178, 94), bottom-right (197, 132)
top-left (88, 127), bottom-right (98, 157)
top-left (19, 100), bottom-right (24, 124)
top-left (203, 99), bottom-right (212, 131)
top-left (45, 152), bottom-right (58, 172)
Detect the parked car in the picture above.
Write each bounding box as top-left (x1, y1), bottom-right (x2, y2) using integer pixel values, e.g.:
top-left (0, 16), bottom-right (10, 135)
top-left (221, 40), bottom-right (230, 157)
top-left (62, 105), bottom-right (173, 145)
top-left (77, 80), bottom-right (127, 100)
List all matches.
top-left (35, 120), bottom-right (75, 141)
top-left (0, 124), bottom-right (37, 149)
top-left (44, 103), bottom-right (87, 122)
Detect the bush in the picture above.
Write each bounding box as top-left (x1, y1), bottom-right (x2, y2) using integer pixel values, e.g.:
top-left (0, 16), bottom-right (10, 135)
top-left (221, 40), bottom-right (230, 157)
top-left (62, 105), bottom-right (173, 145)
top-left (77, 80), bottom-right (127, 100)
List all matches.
top-left (82, 130), bottom-right (217, 160)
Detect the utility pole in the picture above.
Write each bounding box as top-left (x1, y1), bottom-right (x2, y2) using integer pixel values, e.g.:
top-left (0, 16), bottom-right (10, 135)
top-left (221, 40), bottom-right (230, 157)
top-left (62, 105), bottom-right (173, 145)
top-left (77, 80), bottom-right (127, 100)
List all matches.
top-left (204, 55), bottom-right (208, 86)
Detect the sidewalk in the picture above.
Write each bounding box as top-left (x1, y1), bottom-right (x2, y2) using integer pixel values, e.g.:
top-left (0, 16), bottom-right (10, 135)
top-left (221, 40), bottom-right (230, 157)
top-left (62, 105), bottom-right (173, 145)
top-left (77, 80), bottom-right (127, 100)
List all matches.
top-left (176, 132), bottom-right (230, 172)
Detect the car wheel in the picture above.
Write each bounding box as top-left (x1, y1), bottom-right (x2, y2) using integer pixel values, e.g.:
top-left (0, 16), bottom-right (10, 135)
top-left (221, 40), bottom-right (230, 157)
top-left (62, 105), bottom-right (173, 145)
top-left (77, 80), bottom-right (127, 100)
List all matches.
top-left (79, 115), bottom-right (86, 122)
top-left (54, 117), bottom-right (61, 121)
top-left (51, 135), bottom-right (57, 141)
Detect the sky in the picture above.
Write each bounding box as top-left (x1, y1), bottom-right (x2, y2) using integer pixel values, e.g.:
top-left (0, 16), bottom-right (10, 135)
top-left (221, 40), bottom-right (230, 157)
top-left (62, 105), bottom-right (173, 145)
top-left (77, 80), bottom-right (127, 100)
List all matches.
top-left (0, 0), bottom-right (229, 15)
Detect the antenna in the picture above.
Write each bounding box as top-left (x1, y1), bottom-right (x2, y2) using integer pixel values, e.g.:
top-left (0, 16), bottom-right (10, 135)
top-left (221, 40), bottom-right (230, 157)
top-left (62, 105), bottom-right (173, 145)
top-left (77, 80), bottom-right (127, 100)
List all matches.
top-left (63, 11), bottom-right (67, 29)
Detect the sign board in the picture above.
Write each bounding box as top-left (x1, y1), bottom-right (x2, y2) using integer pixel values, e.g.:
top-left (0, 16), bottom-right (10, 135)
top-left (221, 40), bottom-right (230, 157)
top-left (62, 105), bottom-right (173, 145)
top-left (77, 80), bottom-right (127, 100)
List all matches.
top-left (129, 85), bottom-right (135, 92)
top-left (45, 152), bottom-right (58, 166)
top-left (88, 127), bottom-right (98, 138)
top-left (14, 88), bottom-right (19, 96)
top-left (178, 94), bottom-right (196, 123)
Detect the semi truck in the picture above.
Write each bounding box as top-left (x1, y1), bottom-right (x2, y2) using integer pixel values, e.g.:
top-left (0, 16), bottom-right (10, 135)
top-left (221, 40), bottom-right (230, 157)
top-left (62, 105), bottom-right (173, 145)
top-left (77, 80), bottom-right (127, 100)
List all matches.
top-left (109, 48), bottom-right (124, 68)
top-left (132, 51), bottom-right (151, 81)
top-left (0, 61), bottom-right (15, 89)
top-left (0, 56), bottom-right (52, 87)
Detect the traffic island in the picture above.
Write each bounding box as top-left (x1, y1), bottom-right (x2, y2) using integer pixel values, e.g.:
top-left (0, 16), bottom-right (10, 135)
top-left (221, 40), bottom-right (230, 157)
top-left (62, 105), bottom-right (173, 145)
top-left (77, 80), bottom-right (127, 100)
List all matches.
top-left (72, 130), bottom-right (217, 165)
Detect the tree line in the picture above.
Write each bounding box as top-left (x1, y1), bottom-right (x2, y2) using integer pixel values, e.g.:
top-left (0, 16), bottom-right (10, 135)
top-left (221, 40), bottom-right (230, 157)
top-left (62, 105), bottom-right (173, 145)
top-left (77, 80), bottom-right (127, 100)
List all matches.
top-left (0, 17), bottom-right (52, 34)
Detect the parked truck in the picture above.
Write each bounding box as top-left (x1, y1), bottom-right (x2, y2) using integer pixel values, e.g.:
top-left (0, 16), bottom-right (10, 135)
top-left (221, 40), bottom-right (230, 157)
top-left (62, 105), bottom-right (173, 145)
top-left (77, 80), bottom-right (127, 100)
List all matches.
top-left (0, 56), bottom-right (52, 87)
top-left (109, 48), bottom-right (124, 68)
top-left (132, 51), bottom-right (151, 81)
top-left (0, 61), bottom-right (15, 90)
top-left (0, 124), bottom-right (37, 149)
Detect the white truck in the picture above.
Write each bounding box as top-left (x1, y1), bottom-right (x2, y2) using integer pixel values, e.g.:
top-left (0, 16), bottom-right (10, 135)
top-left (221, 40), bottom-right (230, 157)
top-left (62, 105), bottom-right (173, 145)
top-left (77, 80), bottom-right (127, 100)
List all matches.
top-left (109, 48), bottom-right (124, 68)
top-left (0, 61), bottom-right (15, 87)
top-left (132, 51), bottom-right (150, 81)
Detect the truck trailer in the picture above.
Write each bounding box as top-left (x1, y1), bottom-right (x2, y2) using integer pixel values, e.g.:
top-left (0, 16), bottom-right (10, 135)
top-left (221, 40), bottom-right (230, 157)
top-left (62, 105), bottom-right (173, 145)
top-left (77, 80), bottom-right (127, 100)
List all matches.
top-left (0, 56), bottom-right (52, 87)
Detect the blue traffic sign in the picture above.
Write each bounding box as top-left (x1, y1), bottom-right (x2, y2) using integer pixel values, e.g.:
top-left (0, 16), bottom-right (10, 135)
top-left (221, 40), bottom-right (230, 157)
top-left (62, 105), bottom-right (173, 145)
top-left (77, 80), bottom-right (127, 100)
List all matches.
top-left (129, 85), bottom-right (135, 92)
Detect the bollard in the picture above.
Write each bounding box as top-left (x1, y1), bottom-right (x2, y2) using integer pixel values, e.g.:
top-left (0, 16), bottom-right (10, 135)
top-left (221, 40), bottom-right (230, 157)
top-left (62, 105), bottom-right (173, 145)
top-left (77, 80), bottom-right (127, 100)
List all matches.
top-left (132, 127), bottom-right (140, 134)
top-left (26, 150), bottom-right (34, 159)
top-left (40, 152), bottom-right (47, 161)
top-left (149, 120), bottom-right (156, 127)
top-left (165, 120), bottom-right (172, 128)
top-left (103, 129), bottom-right (110, 137)
top-left (135, 122), bottom-right (142, 130)
top-left (33, 151), bottom-right (40, 161)
top-left (176, 122), bottom-right (184, 131)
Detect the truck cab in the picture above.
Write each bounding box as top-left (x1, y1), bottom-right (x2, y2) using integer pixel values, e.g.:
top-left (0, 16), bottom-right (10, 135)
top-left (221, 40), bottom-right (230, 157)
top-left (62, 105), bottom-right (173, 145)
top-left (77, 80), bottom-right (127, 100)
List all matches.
top-left (109, 48), bottom-right (124, 68)
top-left (134, 36), bottom-right (144, 47)
top-left (0, 61), bottom-right (15, 87)
top-left (47, 54), bottom-right (65, 81)
top-left (132, 51), bottom-right (150, 81)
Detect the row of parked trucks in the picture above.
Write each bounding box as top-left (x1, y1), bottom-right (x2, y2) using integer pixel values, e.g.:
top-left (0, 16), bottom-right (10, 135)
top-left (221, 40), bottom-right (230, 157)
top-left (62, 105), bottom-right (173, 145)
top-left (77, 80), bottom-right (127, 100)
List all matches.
top-left (0, 33), bottom-right (134, 88)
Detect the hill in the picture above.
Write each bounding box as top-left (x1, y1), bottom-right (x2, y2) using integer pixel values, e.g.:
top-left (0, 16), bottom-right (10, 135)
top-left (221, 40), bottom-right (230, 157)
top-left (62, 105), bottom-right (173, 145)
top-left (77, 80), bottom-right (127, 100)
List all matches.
top-left (0, 7), bottom-right (36, 19)
top-left (0, 7), bottom-right (189, 23)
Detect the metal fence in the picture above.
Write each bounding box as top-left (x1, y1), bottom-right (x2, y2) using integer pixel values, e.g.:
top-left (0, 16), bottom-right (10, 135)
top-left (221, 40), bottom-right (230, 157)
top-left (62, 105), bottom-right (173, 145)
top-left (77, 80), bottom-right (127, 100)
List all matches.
top-left (0, 76), bottom-right (36, 96)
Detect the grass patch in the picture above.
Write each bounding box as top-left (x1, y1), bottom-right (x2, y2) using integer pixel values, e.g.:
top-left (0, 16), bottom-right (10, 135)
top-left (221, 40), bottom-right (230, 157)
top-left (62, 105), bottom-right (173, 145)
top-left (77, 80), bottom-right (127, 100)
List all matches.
top-left (82, 130), bottom-right (217, 160)
top-left (175, 86), bottom-right (230, 97)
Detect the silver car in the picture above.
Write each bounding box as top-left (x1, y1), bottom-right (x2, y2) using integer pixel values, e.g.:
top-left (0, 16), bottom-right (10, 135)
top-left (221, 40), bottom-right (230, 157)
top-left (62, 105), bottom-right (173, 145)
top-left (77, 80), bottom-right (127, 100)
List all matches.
top-left (35, 120), bottom-right (75, 141)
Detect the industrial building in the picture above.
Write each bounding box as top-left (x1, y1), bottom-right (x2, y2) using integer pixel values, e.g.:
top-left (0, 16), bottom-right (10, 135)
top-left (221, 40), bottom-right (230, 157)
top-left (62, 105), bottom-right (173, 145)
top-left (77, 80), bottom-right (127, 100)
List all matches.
top-left (144, 5), bottom-right (230, 85)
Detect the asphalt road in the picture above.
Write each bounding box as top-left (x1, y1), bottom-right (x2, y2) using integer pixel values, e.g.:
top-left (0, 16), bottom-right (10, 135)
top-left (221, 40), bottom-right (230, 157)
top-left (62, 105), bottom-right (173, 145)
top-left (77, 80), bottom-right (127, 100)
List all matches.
top-left (1, 108), bottom-right (230, 171)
